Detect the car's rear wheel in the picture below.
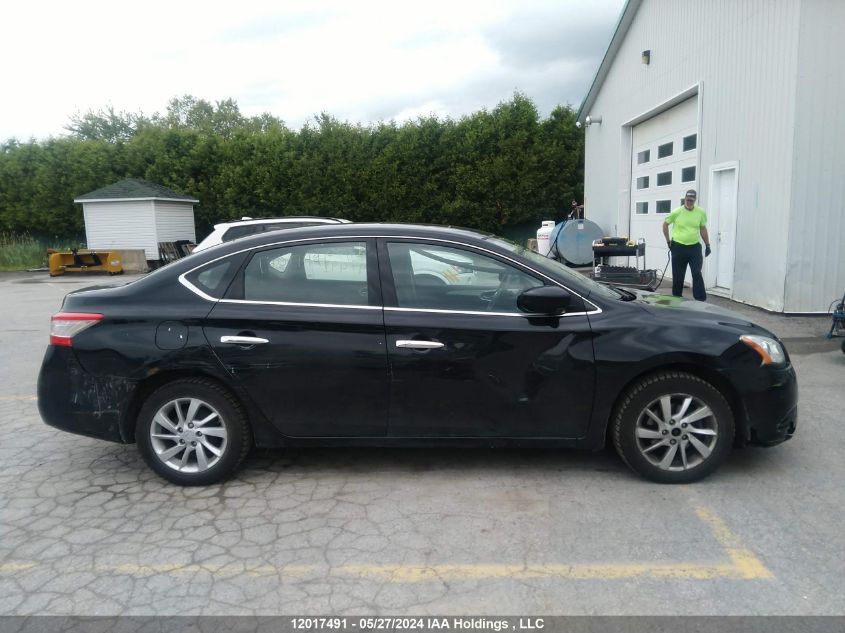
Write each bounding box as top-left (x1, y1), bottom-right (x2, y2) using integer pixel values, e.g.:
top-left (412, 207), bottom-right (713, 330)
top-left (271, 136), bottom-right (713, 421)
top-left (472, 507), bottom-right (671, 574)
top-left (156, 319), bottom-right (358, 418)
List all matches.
top-left (136, 378), bottom-right (251, 485)
top-left (612, 371), bottom-right (734, 483)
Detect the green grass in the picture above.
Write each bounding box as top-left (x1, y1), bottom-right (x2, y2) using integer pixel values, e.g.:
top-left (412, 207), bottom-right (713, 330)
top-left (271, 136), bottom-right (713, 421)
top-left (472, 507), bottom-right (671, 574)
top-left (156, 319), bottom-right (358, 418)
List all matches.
top-left (0, 233), bottom-right (81, 271)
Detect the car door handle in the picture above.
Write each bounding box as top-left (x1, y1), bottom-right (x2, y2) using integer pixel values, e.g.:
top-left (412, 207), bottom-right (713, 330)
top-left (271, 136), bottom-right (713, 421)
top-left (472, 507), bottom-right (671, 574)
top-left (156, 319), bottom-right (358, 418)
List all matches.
top-left (220, 335), bottom-right (269, 345)
top-left (395, 340), bottom-right (444, 350)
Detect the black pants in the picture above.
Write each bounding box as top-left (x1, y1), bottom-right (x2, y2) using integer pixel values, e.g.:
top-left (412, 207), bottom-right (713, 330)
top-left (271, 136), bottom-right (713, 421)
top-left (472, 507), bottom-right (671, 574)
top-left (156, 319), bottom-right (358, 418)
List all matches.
top-left (671, 242), bottom-right (706, 301)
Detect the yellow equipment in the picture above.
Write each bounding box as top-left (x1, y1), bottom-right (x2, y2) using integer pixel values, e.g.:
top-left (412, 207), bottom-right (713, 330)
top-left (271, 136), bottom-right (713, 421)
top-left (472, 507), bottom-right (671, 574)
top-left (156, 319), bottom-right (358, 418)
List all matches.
top-left (48, 249), bottom-right (124, 277)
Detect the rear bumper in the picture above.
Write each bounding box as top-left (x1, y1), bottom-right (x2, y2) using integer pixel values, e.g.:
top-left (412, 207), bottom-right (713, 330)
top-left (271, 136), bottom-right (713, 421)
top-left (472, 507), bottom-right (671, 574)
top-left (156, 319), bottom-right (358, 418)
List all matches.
top-left (729, 364), bottom-right (798, 447)
top-left (37, 346), bottom-right (134, 443)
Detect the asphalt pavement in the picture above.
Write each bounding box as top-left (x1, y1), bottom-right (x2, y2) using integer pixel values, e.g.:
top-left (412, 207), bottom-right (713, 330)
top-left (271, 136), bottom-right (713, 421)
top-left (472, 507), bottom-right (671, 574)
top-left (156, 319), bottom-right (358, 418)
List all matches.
top-left (0, 271), bottom-right (843, 615)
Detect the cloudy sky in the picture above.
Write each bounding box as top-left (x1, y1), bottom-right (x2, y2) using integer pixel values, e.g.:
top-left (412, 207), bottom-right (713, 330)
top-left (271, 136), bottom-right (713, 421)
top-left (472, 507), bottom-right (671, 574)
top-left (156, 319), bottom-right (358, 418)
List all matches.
top-left (1, 0), bottom-right (624, 141)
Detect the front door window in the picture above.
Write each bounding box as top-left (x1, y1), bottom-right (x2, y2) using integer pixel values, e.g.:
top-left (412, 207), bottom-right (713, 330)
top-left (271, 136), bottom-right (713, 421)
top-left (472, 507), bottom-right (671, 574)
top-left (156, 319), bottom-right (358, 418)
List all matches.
top-left (386, 242), bottom-right (543, 313)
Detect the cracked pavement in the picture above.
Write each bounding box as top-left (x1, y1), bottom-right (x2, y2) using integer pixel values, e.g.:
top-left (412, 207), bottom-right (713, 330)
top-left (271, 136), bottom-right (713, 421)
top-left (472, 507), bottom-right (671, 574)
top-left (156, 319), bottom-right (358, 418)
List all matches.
top-left (0, 271), bottom-right (843, 615)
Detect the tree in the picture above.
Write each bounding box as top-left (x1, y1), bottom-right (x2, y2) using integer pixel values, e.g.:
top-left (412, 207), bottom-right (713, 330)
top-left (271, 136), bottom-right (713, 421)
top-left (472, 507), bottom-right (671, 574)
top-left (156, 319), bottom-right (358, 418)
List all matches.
top-left (0, 94), bottom-right (585, 241)
top-left (64, 105), bottom-right (145, 143)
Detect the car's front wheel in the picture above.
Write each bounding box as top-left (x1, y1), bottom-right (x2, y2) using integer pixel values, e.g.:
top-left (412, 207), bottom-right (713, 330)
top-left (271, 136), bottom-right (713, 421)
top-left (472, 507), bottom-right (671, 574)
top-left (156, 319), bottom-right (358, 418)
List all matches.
top-left (136, 378), bottom-right (251, 485)
top-left (612, 371), bottom-right (734, 483)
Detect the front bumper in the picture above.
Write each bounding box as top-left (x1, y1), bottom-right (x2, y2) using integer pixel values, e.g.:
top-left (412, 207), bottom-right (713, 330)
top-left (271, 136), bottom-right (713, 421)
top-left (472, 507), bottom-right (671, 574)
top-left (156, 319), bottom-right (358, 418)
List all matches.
top-left (37, 346), bottom-right (134, 443)
top-left (752, 404), bottom-right (797, 446)
top-left (728, 363), bottom-right (798, 447)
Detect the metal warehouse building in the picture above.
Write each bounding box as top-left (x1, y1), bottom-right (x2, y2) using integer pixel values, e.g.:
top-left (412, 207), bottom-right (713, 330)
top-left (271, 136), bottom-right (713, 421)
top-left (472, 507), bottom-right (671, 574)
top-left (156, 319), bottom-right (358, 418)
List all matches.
top-left (578, 0), bottom-right (844, 312)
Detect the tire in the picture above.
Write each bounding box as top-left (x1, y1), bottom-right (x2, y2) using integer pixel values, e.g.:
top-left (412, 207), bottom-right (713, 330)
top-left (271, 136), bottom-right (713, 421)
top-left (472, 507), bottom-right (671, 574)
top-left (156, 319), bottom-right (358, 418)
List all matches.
top-left (611, 371), bottom-right (734, 484)
top-left (136, 378), bottom-right (252, 485)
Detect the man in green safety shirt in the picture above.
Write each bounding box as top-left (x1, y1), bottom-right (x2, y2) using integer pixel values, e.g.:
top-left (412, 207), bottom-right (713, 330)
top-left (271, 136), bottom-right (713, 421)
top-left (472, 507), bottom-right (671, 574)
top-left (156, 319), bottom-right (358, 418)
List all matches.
top-left (662, 189), bottom-right (711, 301)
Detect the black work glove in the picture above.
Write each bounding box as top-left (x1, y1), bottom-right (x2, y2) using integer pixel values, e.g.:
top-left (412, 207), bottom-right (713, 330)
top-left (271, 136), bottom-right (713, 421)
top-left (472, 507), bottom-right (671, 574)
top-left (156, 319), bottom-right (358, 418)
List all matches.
top-left (705, 244), bottom-right (712, 257)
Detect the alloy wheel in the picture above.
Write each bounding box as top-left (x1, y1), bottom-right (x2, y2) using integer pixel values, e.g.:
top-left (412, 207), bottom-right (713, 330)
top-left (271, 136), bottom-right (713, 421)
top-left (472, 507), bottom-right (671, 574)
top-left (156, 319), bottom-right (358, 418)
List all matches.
top-left (634, 393), bottom-right (719, 471)
top-left (149, 398), bottom-right (228, 473)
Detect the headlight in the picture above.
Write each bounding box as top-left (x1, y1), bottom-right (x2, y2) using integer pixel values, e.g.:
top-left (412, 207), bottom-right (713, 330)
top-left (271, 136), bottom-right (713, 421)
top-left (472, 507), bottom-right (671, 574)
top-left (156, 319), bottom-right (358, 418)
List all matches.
top-left (740, 334), bottom-right (786, 365)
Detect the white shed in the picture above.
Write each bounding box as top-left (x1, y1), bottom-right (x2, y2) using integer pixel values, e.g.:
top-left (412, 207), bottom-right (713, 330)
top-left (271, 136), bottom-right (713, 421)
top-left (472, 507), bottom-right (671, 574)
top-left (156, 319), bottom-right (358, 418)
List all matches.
top-left (577, 0), bottom-right (845, 313)
top-left (74, 179), bottom-right (199, 260)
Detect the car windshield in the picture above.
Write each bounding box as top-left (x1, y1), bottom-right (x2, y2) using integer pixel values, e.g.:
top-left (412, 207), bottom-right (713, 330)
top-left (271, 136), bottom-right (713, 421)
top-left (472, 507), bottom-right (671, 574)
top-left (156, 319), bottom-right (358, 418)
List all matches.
top-left (481, 235), bottom-right (625, 301)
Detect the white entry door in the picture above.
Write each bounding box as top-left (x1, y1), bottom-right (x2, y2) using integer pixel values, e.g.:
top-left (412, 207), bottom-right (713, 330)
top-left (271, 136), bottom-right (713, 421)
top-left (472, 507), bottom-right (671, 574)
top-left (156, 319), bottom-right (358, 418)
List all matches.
top-left (707, 164), bottom-right (739, 291)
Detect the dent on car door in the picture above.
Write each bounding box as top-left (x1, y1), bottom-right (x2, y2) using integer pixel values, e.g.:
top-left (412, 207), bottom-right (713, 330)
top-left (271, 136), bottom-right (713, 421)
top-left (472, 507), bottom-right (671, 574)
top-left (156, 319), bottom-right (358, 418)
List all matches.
top-left (378, 239), bottom-right (596, 439)
top-left (202, 239), bottom-right (389, 437)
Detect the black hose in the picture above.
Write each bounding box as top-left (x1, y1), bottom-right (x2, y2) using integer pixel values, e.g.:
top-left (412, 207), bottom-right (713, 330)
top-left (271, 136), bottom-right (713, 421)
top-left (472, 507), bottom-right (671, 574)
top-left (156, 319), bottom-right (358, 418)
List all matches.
top-left (656, 249), bottom-right (671, 290)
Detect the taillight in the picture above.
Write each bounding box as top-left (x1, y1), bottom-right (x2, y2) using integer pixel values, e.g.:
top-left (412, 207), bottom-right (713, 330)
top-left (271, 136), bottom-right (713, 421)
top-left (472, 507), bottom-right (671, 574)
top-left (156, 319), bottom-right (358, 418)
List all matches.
top-left (50, 312), bottom-right (103, 347)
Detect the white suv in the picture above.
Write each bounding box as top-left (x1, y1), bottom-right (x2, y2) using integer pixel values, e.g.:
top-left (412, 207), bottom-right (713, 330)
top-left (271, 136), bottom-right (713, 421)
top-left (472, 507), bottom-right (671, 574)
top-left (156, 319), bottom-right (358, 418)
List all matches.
top-left (193, 216), bottom-right (351, 252)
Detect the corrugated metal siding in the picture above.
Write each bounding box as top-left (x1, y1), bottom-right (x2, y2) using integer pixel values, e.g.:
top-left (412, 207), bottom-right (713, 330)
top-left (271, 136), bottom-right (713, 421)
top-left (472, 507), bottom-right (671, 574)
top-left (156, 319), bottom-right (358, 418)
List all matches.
top-left (83, 201), bottom-right (158, 259)
top-left (584, 0), bottom-right (802, 311)
top-left (154, 202), bottom-right (197, 244)
top-left (784, 0), bottom-right (845, 312)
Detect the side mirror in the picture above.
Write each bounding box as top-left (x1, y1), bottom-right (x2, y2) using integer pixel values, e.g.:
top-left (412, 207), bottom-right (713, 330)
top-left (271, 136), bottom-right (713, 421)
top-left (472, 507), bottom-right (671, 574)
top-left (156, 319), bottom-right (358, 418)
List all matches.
top-left (517, 286), bottom-right (572, 315)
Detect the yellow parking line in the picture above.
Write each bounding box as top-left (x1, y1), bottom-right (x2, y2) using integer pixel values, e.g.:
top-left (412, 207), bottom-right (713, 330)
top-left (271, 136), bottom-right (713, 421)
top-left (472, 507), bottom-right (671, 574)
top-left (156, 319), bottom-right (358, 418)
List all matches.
top-left (328, 562), bottom-right (744, 581)
top-left (0, 501), bottom-right (771, 581)
top-left (0, 559), bottom-right (760, 581)
top-left (0, 563), bottom-right (36, 572)
top-left (0, 497), bottom-right (769, 581)
top-left (692, 504), bottom-right (772, 579)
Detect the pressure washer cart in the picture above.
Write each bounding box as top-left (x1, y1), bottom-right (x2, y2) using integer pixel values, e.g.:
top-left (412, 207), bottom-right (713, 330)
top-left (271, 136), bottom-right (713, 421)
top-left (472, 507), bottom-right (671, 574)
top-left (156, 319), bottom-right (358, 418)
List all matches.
top-left (826, 289), bottom-right (845, 354)
top-left (590, 237), bottom-right (659, 291)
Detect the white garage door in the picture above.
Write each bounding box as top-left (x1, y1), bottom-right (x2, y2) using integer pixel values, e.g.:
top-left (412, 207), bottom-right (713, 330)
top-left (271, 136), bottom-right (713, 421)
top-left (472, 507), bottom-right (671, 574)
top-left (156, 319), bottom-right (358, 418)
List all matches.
top-left (630, 97), bottom-right (699, 274)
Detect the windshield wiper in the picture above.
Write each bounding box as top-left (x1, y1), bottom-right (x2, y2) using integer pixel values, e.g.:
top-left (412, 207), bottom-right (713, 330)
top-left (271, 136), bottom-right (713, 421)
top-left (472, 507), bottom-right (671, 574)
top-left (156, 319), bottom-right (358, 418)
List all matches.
top-left (611, 285), bottom-right (637, 301)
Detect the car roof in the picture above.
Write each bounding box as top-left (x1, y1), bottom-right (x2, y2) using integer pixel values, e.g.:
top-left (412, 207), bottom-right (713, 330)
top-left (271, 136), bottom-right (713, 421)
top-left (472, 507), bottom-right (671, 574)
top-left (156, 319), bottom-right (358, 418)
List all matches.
top-left (219, 223), bottom-right (498, 250)
top-left (216, 216), bottom-right (348, 227)
top-left (188, 223), bottom-right (506, 263)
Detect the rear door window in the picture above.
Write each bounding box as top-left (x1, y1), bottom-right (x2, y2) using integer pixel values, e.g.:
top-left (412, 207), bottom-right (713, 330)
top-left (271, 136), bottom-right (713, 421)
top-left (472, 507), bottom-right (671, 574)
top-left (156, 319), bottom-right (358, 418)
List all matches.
top-left (242, 241), bottom-right (370, 306)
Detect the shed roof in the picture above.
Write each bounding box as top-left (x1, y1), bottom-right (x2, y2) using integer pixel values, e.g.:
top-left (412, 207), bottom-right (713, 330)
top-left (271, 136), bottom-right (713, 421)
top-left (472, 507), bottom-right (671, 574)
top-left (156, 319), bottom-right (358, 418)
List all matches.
top-left (577, 0), bottom-right (642, 123)
top-left (74, 179), bottom-right (199, 203)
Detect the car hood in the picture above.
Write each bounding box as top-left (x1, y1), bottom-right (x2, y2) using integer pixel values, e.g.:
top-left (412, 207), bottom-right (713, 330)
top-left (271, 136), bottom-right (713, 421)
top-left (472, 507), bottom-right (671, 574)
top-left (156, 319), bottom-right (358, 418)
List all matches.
top-left (631, 290), bottom-right (775, 334)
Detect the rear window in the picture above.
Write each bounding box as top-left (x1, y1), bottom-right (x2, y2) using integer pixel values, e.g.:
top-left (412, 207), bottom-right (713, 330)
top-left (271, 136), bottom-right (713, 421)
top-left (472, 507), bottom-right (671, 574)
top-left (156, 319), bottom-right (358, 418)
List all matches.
top-left (183, 258), bottom-right (237, 298)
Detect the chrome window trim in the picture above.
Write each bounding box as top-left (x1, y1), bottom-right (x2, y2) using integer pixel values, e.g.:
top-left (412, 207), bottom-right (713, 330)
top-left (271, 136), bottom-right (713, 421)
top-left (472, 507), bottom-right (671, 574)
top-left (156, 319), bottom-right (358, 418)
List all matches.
top-left (177, 234), bottom-right (602, 315)
top-left (209, 301), bottom-right (595, 318)
top-left (178, 275), bottom-right (220, 302)
top-left (385, 306), bottom-right (597, 318)
top-left (220, 299), bottom-right (380, 310)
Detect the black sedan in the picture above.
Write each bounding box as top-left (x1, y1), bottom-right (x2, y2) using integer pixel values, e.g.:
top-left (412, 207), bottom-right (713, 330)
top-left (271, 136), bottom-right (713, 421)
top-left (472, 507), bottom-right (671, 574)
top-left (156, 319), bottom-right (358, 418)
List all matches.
top-left (37, 224), bottom-right (797, 485)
